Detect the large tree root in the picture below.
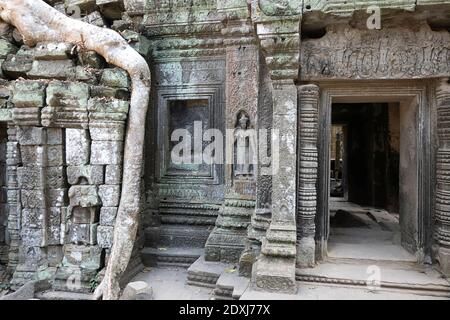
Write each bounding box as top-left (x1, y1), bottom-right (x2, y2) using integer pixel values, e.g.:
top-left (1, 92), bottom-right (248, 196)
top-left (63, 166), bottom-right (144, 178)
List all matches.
top-left (0, 0), bottom-right (151, 300)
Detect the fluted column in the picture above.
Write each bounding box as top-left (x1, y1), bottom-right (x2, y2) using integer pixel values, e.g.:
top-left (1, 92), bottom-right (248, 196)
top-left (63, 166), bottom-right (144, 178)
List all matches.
top-left (296, 84), bottom-right (319, 268)
top-left (436, 78), bottom-right (450, 276)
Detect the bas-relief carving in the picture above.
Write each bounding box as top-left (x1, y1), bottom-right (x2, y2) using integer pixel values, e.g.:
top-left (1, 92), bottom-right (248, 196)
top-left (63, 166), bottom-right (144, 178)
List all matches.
top-left (233, 111), bottom-right (255, 179)
top-left (300, 24), bottom-right (450, 80)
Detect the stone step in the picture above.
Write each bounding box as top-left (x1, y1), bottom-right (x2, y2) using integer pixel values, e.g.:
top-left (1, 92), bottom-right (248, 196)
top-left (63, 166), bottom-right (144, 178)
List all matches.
top-left (187, 255), bottom-right (233, 289)
top-left (296, 262), bottom-right (450, 297)
top-left (327, 241), bottom-right (417, 263)
top-left (326, 256), bottom-right (419, 270)
top-left (213, 272), bottom-right (250, 300)
top-left (145, 225), bottom-right (213, 248)
top-left (141, 247), bottom-right (203, 269)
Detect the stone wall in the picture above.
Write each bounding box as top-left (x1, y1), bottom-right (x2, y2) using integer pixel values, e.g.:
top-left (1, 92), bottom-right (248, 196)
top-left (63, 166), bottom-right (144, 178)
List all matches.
top-left (0, 21), bottom-right (133, 291)
top-left (0, 0), bottom-right (449, 295)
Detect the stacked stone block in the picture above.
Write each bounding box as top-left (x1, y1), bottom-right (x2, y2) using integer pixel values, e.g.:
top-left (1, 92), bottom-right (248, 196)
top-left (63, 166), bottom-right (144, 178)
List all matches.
top-left (0, 35), bottom-right (131, 290)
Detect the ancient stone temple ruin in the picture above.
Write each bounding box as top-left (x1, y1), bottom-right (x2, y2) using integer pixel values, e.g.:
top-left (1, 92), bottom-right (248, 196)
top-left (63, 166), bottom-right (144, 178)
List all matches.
top-left (0, 0), bottom-right (449, 299)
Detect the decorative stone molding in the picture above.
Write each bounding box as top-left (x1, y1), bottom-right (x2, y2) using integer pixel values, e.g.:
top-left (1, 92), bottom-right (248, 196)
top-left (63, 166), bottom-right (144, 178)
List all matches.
top-left (296, 84), bottom-right (319, 268)
top-left (251, 0), bottom-right (301, 82)
top-left (436, 78), bottom-right (450, 276)
top-left (303, 0), bottom-right (418, 13)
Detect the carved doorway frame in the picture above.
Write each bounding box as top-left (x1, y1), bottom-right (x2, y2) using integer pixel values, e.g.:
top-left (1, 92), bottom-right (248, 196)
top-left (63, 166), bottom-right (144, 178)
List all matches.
top-left (315, 80), bottom-right (434, 263)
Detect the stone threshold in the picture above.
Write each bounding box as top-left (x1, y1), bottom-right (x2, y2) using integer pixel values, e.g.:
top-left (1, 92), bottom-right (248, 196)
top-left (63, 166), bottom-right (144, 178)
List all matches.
top-left (186, 255), bottom-right (250, 300)
top-left (296, 262), bottom-right (450, 297)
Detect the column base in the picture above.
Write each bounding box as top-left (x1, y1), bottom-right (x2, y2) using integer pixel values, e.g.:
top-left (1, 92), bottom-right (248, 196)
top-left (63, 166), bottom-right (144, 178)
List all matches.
top-left (204, 199), bottom-right (254, 263)
top-left (296, 236), bottom-right (315, 268)
top-left (439, 247), bottom-right (450, 276)
top-left (252, 255), bottom-right (297, 294)
top-left (204, 227), bottom-right (247, 263)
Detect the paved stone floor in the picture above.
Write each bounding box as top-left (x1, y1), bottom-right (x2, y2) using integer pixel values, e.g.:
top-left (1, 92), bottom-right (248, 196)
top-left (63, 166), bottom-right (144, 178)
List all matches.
top-left (130, 206), bottom-right (450, 300)
top-left (131, 267), bottom-right (449, 300)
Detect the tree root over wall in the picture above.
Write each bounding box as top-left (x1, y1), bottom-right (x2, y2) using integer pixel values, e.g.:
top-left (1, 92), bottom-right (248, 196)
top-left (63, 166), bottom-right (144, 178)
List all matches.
top-left (0, 0), bottom-right (151, 300)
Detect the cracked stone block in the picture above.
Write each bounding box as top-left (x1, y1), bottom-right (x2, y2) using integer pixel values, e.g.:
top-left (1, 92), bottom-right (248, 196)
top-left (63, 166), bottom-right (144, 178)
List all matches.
top-left (33, 43), bottom-right (74, 60)
top-left (120, 281), bottom-right (153, 300)
top-left (121, 30), bottom-right (151, 56)
top-left (11, 80), bottom-right (46, 125)
top-left (0, 85), bottom-right (9, 100)
top-left (0, 39), bottom-right (18, 59)
top-left (79, 51), bottom-right (104, 69)
top-left (47, 225), bottom-right (61, 245)
top-left (1, 54), bottom-right (33, 79)
top-left (17, 127), bottom-right (45, 146)
top-left (97, 225), bottom-right (113, 248)
top-left (105, 165), bottom-right (122, 184)
top-left (89, 125), bottom-right (125, 141)
top-left (68, 223), bottom-right (92, 245)
top-left (88, 97), bottom-right (130, 115)
top-left (47, 167), bottom-right (66, 189)
top-left (43, 81), bottom-right (90, 127)
top-left (90, 140), bottom-right (123, 165)
top-left (66, 129), bottom-right (90, 165)
top-left (49, 207), bottom-right (63, 226)
top-left (74, 66), bottom-right (98, 84)
top-left (22, 208), bottom-right (45, 229)
top-left (98, 185), bottom-right (120, 207)
top-left (99, 207), bottom-right (117, 226)
top-left (48, 189), bottom-right (68, 207)
top-left (47, 128), bottom-right (63, 145)
top-left (46, 246), bottom-right (63, 267)
top-left (62, 244), bottom-right (102, 269)
top-left (89, 85), bottom-right (129, 100)
top-left (72, 207), bottom-right (95, 224)
top-left (47, 146), bottom-right (64, 166)
top-left (20, 145), bottom-right (40, 164)
top-left (17, 167), bottom-right (43, 190)
top-left (27, 59), bottom-right (75, 80)
top-left (46, 81), bottom-right (89, 109)
top-left (100, 68), bottom-right (130, 89)
top-left (67, 165), bottom-right (104, 185)
top-left (21, 228), bottom-right (44, 247)
top-left (82, 11), bottom-right (105, 27)
top-left (12, 81), bottom-right (46, 108)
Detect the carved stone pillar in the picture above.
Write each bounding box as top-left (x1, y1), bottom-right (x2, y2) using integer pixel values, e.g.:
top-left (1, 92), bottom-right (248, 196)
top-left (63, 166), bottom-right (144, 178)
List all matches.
top-left (250, 0), bottom-right (301, 293)
top-left (296, 84), bottom-right (319, 268)
top-left (239, 63), bottom-right (273, 276)
top-left (436, 78), bottom-right (450, 276)
top-left (204, 15), bottom-right (259, 263)
top-left (5, 126), bottom-right (20, 273)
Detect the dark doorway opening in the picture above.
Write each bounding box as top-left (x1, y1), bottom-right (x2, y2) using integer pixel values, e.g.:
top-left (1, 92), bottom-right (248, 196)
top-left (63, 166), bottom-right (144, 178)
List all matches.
top-left (328, 103), bottom-right (413, 262)
top-left (330, 103), bottom-right (400, 210)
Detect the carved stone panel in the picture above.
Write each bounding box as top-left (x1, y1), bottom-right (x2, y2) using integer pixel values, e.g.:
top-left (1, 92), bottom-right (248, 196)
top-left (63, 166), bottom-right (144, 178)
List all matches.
top-left (300, 24), bottom-right (450, 81)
